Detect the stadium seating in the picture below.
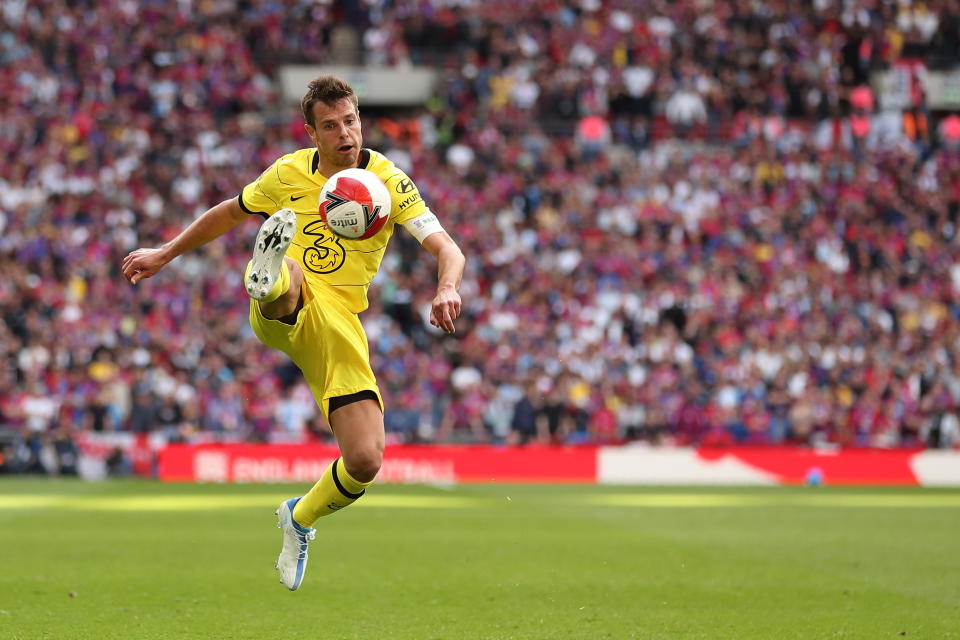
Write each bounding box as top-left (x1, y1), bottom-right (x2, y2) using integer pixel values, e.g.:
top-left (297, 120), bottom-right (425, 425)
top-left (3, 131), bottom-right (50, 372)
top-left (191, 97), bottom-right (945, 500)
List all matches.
top-left (2, 0), bottom-right (959, 473)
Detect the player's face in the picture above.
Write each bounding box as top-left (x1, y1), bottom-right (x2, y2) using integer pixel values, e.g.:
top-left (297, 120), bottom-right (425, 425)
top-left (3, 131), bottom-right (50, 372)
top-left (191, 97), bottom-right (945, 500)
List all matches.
top-left (305, 98), bottom-right (363, 176)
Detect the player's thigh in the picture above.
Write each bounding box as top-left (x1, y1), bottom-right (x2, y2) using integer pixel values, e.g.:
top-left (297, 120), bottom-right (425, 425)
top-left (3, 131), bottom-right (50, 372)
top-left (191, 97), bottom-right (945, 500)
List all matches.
top-left (248, 295), bottom-right (301, 354)
top-left (250, 290), bottom-right (382, 417)
top-left (300, 301), bottom-right (382, 415)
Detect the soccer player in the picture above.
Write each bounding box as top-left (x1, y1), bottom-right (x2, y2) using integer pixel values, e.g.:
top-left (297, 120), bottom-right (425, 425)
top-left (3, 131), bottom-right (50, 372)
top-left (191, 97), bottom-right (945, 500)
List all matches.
top-left (121, 76), bottom-right (465, 590)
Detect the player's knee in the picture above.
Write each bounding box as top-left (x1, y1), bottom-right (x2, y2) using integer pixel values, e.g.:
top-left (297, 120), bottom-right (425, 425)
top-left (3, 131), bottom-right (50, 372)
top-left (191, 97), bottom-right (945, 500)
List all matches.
top-left (343, 447), bottom-right (382, 483)
top-left (283, 257), bottom-right (304, 286)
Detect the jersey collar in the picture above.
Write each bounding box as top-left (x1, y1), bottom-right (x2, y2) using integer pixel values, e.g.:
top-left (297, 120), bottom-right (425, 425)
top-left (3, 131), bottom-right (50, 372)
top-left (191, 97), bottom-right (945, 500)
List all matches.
top-left (312, 148), bottom-right (372, 174)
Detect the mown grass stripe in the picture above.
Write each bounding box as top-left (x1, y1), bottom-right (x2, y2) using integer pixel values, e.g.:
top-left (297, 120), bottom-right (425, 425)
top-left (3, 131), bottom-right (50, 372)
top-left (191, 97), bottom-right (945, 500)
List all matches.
top-left (587, 493), bottom-right (960, 507)
top-left (0, 494), bottom-right (477, 511)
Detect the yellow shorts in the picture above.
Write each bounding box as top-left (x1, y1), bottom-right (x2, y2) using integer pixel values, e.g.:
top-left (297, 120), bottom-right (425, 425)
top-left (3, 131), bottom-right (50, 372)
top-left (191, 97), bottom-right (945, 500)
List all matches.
top-left (248, 284), bottom-right (382, 420)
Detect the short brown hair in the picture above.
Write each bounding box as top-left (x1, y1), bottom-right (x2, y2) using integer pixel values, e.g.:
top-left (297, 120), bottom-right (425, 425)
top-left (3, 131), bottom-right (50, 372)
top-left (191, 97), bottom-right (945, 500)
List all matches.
top-left (301, 76), bottom-right (359, 127)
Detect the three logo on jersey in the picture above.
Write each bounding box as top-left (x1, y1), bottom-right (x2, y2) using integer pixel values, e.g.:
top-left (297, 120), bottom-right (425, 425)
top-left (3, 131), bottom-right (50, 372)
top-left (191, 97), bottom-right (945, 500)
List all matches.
top-left (302, 220), bottom-right (346, 274)
top-left (287, 192), bottom-right (347, 274)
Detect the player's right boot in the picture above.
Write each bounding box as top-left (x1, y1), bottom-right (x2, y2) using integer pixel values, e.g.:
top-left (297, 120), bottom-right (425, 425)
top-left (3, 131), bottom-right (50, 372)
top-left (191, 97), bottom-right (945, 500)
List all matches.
top-left (275, 497), bottom-right (316, 591)
top-left (246, 208), bottom-right (296, 300)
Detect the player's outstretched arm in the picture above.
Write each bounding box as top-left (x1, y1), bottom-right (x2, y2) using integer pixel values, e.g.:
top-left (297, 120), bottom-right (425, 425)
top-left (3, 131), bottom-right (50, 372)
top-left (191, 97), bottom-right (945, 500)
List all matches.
top-left (122, 197), bottom-right (248, 284)
top-left (421, 231), bottom-right (465, 334)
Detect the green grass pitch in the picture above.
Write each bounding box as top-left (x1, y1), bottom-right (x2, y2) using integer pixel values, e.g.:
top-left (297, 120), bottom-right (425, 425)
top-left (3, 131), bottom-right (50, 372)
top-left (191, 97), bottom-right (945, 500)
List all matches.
top-left (1, 479), bottom-right (958, 639)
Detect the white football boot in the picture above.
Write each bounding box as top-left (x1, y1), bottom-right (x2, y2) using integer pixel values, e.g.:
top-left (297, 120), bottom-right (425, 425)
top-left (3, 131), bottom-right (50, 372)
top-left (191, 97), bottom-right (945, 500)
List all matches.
top-left (275, 497), bottom-right (316, 591)
top-left (246, 208), bottom-right (296, 300)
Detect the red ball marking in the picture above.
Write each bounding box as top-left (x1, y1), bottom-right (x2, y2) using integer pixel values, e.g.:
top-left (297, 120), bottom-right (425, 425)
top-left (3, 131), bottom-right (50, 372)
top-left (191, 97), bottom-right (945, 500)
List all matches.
top-left (361, 211), bottom-right (388, 239)
top-left (332, 176), bottom-right (373, 210)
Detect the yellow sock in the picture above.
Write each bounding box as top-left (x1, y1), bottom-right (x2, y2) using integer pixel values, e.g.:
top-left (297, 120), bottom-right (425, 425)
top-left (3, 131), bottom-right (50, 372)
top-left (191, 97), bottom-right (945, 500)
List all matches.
top-left (292, 458), bottom-right (374, 527)
top-left (244, 259), bottom-right (290, 303)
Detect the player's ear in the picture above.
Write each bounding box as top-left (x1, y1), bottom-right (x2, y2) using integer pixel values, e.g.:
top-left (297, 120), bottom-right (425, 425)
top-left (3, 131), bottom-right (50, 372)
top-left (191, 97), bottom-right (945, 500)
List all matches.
top-left (304, 123), bottom-right (317, 144)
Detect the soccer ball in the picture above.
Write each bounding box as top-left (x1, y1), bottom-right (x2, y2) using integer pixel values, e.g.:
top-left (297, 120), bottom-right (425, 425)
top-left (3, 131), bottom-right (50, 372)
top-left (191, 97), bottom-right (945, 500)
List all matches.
top-left (319, 168), bottom-right (391, 240)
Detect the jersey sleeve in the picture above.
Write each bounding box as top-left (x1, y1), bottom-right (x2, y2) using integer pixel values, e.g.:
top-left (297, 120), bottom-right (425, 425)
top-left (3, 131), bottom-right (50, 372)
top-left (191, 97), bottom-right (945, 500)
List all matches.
top-left (381, 169), bottom-right (430, 226)
top-left (238, 161), bottom-right (284, 218)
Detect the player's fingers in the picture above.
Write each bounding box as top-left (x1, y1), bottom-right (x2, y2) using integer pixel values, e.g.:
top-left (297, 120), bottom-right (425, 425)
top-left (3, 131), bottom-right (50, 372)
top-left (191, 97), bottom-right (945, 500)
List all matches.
top-left (440, 306), bottom-right (455, 333)
top-left (126, 263), bottom-right (147, 284)
top-left (430, 307), bottom-right (447, 332)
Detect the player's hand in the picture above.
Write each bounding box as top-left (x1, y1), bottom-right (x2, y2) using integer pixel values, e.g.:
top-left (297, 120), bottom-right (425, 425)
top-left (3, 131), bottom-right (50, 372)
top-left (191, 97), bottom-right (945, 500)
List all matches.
top-left (430, 285), bottom-right (461, 334)
top-left (122, 247), bottom-right (170, 284)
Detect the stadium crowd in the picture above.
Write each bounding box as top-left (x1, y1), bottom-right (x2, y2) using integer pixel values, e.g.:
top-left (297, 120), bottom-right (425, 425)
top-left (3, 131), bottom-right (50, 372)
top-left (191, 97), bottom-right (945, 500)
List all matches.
top-left (2, 0), bottom-right (960, 474)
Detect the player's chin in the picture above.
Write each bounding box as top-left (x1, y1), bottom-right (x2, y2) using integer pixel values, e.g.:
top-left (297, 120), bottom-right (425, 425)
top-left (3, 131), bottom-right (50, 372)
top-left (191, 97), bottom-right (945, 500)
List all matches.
top-left (334, 147), bottom-right (358, 165)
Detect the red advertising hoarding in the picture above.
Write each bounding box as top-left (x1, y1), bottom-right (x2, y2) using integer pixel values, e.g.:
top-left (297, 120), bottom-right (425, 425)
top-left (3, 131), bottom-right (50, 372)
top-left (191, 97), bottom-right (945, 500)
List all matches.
top-left (157, 443), bottom-right (599, 483)
top-left (132, 440), bottom-right (960, 486)
top-left (695, 447), bottom-right (921, 485)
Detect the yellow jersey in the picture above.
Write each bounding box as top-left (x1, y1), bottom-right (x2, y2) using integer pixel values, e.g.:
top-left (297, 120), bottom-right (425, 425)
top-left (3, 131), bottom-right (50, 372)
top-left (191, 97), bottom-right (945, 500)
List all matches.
top-left (238, 148), bottom-right (429, 313)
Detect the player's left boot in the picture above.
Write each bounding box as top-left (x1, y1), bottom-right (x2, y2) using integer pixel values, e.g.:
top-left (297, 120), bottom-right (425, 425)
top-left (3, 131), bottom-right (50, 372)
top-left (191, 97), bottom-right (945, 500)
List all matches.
top-left (275, 497), bottom-right (316, 591)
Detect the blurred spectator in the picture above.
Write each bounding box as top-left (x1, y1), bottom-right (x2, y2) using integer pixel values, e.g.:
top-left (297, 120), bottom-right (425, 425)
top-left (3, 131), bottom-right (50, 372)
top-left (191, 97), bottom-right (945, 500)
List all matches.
top-left (105, 446), bottom-right (132, 477)
top-left (665, 81), bottom-right (707, 140)
top-left (509, 382), bottom-right (541, 445)
top-left (939, 114), bottom-right (960, 151)
top-left (575, 114), bottom-right (612, 161)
